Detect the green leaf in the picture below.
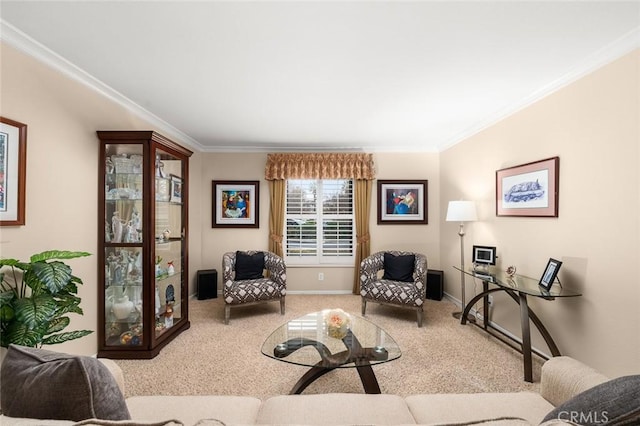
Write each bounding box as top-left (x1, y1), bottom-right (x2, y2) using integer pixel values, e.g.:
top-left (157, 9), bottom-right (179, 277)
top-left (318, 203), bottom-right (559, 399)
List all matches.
top-left (32, 262), bottom-right (72, 294)
top-left (30, 251), bottom-right (91, 263)
top-left (14, 295), bottom-right (57, 329)
top-left (62, 281), bottom-right (79, 294)
top-left (0, 304), bottom-right (15, 322)
top-left (42, 330), bottom-right (93, 345)
top-left (0, 290), bottom-right (15, 304)
top-left (70, 275), bottom-right (84, 286)
top-left (2, 322), bottom-right (44, 347)
top-left (0, 258), bottom-right (20, 267)
top-left (46, 316), bottom-right (70, 333)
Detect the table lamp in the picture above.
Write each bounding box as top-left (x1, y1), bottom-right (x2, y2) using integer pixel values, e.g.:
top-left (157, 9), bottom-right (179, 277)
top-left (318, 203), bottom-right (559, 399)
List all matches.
top-left (446, 200), bottom-right (477, 320)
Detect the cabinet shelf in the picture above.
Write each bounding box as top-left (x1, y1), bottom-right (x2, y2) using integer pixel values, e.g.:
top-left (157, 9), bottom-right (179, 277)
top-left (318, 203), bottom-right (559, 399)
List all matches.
top-left (98, 130), bottom-right (192, 359)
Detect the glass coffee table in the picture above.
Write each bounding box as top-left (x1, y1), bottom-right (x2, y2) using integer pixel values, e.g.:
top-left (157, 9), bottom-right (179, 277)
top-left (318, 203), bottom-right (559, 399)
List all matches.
top-left (261, 310), bottom-right (401, 394)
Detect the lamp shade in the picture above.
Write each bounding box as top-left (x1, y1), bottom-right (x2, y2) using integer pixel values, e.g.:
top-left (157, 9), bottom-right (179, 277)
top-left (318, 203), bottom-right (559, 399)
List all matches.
top-left (446, 201), bottom-right (477, 222)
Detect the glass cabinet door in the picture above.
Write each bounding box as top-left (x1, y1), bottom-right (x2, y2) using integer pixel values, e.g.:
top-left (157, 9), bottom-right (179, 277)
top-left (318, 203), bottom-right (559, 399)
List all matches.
top-left (104, 144), bottom-right (145, 347)
top-left (153, 147), bottom-right (184, 339)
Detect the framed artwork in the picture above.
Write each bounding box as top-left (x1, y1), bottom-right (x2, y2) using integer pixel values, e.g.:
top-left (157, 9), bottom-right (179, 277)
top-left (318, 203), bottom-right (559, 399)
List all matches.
top-left (212, 180), bottom-right (259, 228)
top-left (377, 180), bottom-right (428, 224)
top-left (539, 258), bottom-right (562, 290)
top-left (170, 174), bottom-right (182, 203)
top-left (496, 157), bottom-right (559, 217)
top-left (0, 117), bottom-right (27, 226)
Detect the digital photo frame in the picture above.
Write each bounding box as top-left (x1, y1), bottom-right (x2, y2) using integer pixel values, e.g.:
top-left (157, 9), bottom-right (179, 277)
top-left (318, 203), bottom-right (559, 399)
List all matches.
top-left (472, 245), bottom-right (496, 268)
top-left (539, 258), bottom-right (562, 290)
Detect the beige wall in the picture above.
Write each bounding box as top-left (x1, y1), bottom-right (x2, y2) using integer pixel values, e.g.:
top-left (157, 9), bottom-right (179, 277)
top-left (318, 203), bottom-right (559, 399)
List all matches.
top-left (440, 49), bottom-right (640, 378)
top-left (0, 43), bottom-right (204, 356)
top-left (198, 152), bottom-right (440, 293)
top-left (2, 38), bottom-right (638, 379)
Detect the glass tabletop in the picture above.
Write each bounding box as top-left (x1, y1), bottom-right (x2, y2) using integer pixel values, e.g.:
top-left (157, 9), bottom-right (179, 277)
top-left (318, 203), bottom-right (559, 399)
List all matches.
top-left (261, 310), bottom-right (402, 368)
top-left (454, 266), bottom-right (582, 298)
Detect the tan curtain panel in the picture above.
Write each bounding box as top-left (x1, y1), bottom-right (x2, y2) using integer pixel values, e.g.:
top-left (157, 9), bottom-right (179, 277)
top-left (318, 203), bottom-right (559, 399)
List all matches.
top-left (352, 179), bottom-right (372, 294)
top-left (265, 153), bottom-right (375, 180)
top-left (268, 180), bottom-right (285, 257)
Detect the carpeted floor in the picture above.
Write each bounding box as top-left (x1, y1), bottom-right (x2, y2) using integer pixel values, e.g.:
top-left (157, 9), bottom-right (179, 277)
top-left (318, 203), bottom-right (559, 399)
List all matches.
top-left (115, 294), bottom-right (543, 400)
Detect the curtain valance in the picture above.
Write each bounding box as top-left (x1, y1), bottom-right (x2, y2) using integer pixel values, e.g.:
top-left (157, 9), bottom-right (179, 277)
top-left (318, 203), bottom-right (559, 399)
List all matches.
top-left (265, 153), bottom-right (375, 180)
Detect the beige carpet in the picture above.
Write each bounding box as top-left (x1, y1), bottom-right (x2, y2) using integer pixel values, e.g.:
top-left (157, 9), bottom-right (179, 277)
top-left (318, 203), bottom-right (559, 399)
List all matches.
top-left (115, 294), bottom-right (542, 400)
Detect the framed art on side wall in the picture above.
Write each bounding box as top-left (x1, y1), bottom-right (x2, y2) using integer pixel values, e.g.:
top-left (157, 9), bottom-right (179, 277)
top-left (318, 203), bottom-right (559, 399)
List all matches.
top-left (377, 180), bottom-right (428, 224)
top-left (212, 180), bottom-right (259, 228)
top-left (0, 117), bottom-right (27, 226)
top-left (496, 157), bottom-right (559, 217)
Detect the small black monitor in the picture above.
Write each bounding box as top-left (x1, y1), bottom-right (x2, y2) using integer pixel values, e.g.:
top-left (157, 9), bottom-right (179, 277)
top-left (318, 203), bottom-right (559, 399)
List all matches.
top-left (472, 245), bottom-right (496, 266)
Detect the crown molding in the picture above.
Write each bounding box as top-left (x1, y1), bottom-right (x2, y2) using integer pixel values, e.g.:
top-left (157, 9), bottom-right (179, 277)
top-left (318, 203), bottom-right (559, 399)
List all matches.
top-left (437, 27), bottom-right (640, 153)
top-left (2, 19), bottom-right (637, 155)
top-left (0, 20), bottom-right (204, 152)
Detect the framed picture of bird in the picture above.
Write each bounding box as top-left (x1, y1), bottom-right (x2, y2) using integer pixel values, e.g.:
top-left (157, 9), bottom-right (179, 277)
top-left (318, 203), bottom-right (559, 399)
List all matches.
top-left (377, 180), bottom-right (428, 225)
top-left (212, 180), bottom-right (259, 228)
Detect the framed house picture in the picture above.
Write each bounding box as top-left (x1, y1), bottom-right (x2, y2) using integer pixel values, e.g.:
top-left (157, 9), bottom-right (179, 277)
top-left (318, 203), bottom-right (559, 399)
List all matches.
top-left (0, 117), bottom-right (27, 226)
top-left (496, 157), bottom-right (559, 217)
top-left (377, 180), bottom-right (428, 224)
top-left (212, 180), bottom-right (259, 228)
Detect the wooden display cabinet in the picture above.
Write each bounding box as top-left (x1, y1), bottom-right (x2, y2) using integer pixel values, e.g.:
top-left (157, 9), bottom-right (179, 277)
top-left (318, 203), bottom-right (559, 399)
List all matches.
top-left (97, 131), bottom-right (192, 359)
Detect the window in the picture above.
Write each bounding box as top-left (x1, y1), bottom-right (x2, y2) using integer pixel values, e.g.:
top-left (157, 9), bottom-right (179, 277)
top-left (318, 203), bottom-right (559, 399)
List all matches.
top-left (285, 179), bottom-right (354, 265)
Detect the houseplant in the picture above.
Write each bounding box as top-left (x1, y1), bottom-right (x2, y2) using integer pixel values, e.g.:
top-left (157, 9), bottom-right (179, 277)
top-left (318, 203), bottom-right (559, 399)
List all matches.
top-left (0, 250), bottom-right (93, 348)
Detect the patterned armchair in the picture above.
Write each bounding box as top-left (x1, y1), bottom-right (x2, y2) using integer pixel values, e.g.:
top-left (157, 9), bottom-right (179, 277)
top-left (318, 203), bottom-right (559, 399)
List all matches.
top-left (222, 251), bottom-right (287, 324)
top-left (359, 251), bottom-right (428, 327)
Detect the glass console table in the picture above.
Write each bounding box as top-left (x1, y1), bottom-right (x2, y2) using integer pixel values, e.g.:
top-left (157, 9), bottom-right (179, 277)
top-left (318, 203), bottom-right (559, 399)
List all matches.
top-left (453, 267), bottom-right (581, 382)
top-left (261, 310), bottom-right (401, 394)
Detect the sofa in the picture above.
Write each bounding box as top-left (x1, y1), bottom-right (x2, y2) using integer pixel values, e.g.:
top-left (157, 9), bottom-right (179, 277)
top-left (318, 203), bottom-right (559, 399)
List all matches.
top-left (1, 345), bottom-right (639, 426)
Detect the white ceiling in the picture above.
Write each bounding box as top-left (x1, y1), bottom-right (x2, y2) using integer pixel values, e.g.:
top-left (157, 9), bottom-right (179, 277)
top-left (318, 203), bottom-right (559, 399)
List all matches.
top-left (1, 1), bottom-right (639, 153)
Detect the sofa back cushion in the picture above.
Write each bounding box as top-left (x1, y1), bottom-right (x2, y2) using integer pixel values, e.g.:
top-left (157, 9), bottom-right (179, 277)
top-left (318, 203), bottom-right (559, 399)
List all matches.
top-left (0, 345), bottom-right (130, 421)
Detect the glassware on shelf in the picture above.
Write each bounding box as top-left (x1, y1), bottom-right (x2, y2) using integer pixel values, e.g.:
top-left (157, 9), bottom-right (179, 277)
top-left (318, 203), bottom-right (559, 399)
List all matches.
top-left (112, 294), bottom-right (134, 320)
top-left (156, 177), bottom-right (170, 201)
top-left (112, 154), bottom-right (135, 174)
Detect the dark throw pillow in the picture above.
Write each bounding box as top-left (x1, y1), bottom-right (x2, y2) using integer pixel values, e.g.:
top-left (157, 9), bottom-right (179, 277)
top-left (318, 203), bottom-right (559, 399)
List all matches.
top-left (0, 344), bottom-right (131, 421)
top-left (235, 251), bottom-right (265, 280)
top-left (542, 375), bottom-right (640, 425)
top-left (382, 253), bottom-right (415, 282)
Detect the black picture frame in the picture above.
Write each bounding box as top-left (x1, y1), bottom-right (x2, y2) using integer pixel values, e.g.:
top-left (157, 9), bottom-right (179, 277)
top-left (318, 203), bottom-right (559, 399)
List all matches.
top-left (472, 245), bottom-right (497, 266)
top-left (539, 258), bottom-right (562, 290)
top-left (212, 180), bottom-right (259, 228)
top-left (377, 179), bottom-right (428, 225)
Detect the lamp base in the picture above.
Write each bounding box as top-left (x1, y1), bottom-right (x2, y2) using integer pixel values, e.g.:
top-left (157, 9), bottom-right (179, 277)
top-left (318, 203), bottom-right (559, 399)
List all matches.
top-left (452, 311), bottom-right (476, 323)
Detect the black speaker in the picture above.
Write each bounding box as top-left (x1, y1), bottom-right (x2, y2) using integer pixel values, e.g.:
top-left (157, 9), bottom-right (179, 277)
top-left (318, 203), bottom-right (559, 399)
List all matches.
top-left (426, 269), bottom-right (443, 301)
top-left (197, 269), bottom-right (218, 300)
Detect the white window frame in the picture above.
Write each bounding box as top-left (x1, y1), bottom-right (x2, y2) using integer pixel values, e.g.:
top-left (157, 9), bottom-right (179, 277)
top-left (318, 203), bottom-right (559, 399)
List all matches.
top-left (284, 179), bottom-right (355, 266)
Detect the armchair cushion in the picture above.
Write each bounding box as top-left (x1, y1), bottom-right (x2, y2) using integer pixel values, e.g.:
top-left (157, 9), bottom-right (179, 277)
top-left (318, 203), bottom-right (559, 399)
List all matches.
top-left (382, 253), bottom-right (415, 282)
top-left (234, 251), bottom-right (265, 280)
top-left (0, 345), bottom-right (130, 422)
